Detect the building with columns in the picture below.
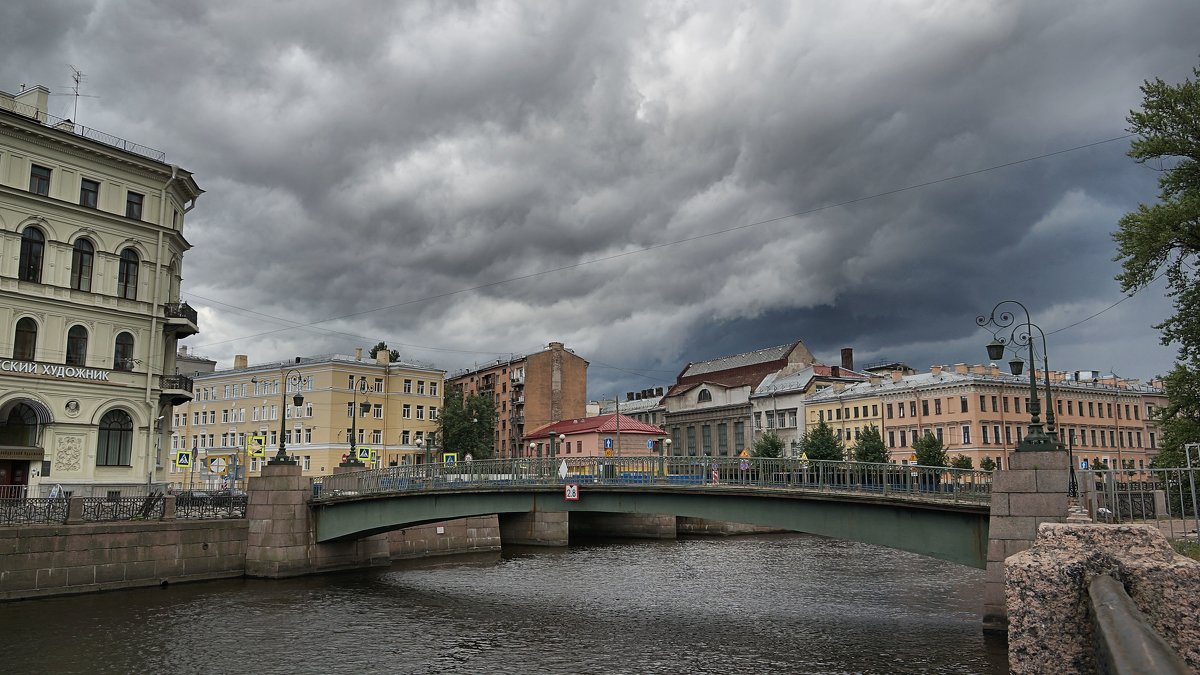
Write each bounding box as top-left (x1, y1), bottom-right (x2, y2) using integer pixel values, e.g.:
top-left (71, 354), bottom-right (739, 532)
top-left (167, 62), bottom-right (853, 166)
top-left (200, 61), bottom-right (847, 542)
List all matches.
top-left (0, 84), bottom-right (202, 497)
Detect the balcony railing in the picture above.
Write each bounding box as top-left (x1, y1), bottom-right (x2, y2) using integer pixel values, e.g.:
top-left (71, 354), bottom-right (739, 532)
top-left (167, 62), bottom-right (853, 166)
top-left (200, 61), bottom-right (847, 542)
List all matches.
top-left (164, 301), bottom-right (198, 324)
top-left (160, 374), bottom-right (194, 404)
top-left (0, 95), bottom-right (166, 162)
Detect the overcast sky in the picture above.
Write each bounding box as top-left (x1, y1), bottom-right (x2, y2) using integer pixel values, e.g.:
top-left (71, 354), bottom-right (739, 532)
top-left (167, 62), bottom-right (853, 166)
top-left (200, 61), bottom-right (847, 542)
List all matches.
top-left (5, 1), bottom-right (1197, 398)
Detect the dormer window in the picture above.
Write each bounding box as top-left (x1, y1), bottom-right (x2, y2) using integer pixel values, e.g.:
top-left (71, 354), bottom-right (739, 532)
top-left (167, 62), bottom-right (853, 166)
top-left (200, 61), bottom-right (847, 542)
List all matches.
top-left (697, 389), bottom-right (712, 403)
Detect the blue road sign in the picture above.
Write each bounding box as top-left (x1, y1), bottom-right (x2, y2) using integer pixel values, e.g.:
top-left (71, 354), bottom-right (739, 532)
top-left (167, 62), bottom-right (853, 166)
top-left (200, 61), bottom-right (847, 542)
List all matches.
top-left (604, 438), bottom-right (613, 449)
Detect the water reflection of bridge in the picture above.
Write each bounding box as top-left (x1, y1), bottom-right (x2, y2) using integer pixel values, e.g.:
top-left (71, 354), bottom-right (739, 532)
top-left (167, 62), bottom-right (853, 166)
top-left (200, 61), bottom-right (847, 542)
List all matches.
top-left (313, 458), bottom-right (992, 568)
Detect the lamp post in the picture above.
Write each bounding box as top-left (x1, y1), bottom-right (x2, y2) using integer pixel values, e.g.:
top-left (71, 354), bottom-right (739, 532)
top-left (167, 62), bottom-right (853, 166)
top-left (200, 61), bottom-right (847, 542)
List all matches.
top-left (529, 441), bottom-right (536, 459)
top-left (340, 377), bottom-right (370, 468)
top-left (272, 367), bottom-right (305, 465)
top-left (662, 437), bottom-right (671, 476)
top-left (1067, 430), bottom-right (1078, 499)
top-left (977, 300), bottom-right (1062, 452)
top-left (556, 433), bottom-right (566, 460)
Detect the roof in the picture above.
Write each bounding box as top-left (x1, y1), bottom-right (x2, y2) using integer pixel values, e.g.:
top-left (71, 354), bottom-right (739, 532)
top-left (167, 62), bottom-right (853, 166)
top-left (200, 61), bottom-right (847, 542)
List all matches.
top-left (600, 397), bottom-right (663, 414)
top-left (802, 367), bottom-right (1163, 403)
top-left (526, 413), bottom-right (664, 439)
top-left (679, 340), bottom-right (800, 378)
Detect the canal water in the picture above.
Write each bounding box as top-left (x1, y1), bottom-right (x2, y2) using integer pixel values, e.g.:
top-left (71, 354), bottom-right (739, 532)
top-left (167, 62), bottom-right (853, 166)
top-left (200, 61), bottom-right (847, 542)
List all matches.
top-left (0, 533), bottom-right (1006, 674)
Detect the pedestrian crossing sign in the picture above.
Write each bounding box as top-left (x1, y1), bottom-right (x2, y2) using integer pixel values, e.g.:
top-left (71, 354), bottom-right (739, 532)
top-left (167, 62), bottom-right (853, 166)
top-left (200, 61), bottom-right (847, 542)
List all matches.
top-left (175, 450), bottom-right (192, 468)
top-left (248, 435), bottom-right (266, 457)
top-left (357, 446), bottom-right (372, 461)
top-left (739, 449), bottom-right (750, 458)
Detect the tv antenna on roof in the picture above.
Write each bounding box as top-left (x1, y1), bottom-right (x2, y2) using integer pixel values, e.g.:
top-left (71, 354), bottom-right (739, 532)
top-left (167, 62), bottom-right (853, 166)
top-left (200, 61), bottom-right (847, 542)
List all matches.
top-left (51, 65), bottom-right (100, 122)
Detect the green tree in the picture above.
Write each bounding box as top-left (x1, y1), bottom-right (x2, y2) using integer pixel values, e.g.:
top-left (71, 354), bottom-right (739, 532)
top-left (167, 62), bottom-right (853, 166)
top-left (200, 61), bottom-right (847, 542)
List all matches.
top-left (979, 456), bottom-right (997, 471)
top-left (436, 387), bottom-right (497, 459)
top-left (800, 420), bottom-right (844, 461)
top-left (912, 432), bottom-right (949, 467)
top-left (1114, 62), bottom-right (1200, 465)
top-left (852, 425), bottom-right (888, 463)
top-left (368, 341), bottom-right (401, 363)
top-left (753, 431), bottom-right (785, 458)
top-left (950, 454), bottom-right (974, 470)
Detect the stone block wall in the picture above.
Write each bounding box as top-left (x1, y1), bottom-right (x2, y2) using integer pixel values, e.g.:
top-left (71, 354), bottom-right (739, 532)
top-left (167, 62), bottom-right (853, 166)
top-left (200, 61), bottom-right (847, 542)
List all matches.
top-left (1006, 523), bottom-right (1199, 673)
top-left (387, 516), bottom-right (502, 558)
top-left (983, 449), bottom-right (1069, 632)
top-left (677, 517), bottom-right (785, 536)
top-left (0, 519), bottom-right (246, 601)
top-left (498, 510), bottom-right (568, 546)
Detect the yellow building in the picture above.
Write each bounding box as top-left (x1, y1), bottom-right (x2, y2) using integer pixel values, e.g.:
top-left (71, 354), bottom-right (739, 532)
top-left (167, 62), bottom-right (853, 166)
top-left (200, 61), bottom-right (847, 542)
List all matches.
top-left (170, 349), bottom-right (442, 486)
top-left (803, 380), bottom-right (885, 453)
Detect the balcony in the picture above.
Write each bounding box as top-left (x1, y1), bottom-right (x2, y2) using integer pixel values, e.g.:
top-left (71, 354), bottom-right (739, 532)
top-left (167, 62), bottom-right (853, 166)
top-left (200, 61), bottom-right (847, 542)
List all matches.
top-left (512, 414), bottom-right (524, 426)
top-left (163, 302), bottom-right (199, 337)
top-left (160, 374), bottom-right (194, 405)
top-left (510, 372), bottom-right (524, 386)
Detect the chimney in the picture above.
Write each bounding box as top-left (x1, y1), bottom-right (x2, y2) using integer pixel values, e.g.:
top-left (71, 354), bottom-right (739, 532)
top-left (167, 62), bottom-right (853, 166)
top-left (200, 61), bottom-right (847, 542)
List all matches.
top-left (627, 392), bottom-right (635, 401)
top-left (549, 341), bottom-right (564, 351)
top-left (376, 351), bottom-right (390, 365)
top-left (869, 375), bottom-right (882, 385)
top-left (954, 363), bottom-right (968, 375)
top-left (355, 347), bottom-right (363, 361)
top-left (891, 371), bottom-right (903, 383)
top-left (840, 347), bottom-right (854, 371)
top-left (990, 365), bottom-right (1000, 377)
top-left (972, 364), bottom-right (986, 375)
top-left (234, 354), bottom-right (248, 369)
top-left (831, 366), bottom-right (841, 377)
top-left (930, 365), bottom-right (942, 377)
top-left (655, 387), bottom-right (664, 396)
top-left (833, 383), bottom-right (845, 392)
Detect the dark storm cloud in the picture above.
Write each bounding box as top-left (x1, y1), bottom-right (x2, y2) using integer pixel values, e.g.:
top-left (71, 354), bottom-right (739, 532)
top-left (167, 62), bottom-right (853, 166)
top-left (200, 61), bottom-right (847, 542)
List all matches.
top-left (2, 1), bottom-right (1196, 396)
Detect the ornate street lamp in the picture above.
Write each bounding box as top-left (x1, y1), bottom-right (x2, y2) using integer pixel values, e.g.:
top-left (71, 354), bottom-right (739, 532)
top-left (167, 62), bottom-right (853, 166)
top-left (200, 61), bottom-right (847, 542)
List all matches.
top-left (340, 377), bottom-right (370, 468)
top-left (976, 300), bottom-right (1062, 452)
top-left (271, 366), bottom-right (306, 465)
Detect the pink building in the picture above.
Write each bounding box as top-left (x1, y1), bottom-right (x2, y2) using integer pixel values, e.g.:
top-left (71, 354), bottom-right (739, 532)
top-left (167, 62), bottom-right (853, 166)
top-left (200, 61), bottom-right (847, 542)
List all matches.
top-left (524, 413), bottom-right (665, 458)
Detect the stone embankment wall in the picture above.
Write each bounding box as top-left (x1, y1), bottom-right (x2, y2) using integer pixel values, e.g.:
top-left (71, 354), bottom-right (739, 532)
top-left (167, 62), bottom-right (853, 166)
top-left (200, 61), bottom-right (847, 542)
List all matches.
top-left (570, 512), bottom-right (677, 539)
top-left (387, 515), bottom-right (501, 558)
top-left (1006, 523), bottom-right (1199, 673)
top-left (0, 519), bottom-right (247, 601)
top-left (677, 516), bottom-right (785, 536)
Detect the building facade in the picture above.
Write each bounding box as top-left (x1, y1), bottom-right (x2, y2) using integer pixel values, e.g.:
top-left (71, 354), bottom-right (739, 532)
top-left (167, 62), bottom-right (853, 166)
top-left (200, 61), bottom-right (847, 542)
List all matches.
top-left (0, 84), bottom-right (202, 497)
top-left (170, 350), bottom-right (443, 487)
top-left (525, 413), bottom-right (664, 458)
top-left (447, 341), bottom-right (588, 458)
top-left (750, 348), bottom-right (870, 455)
top-left (803, 363), bottom-right (1167, 471)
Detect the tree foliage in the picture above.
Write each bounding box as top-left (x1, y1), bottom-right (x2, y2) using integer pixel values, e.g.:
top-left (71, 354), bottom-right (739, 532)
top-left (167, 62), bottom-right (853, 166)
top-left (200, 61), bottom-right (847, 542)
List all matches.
top-left (436, 387), bottom-right (497, 459)
top-left (800, 420), bottom-right (844, 461)
top-left (1115, 62), bottom-right (1200, 463)
top-left (950, 454), bottom-right (974, 470)
top-left (852, 425), bottom-right (888, 464)
top-left (753, 431), bottom-right (785, 458)
top-left (979, 456), bottom-right (997, 471)
top-left (368, 341), bottom-right (401, 363)
top-left (912, 433), bottom-right (949, 467)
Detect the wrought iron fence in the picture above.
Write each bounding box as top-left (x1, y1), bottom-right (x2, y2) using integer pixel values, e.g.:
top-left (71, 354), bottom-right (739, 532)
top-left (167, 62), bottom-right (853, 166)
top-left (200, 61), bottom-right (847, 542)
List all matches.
top-left (175, 493), bottom-right (247, 520)
top-left (1079, 467), bottom-right (1200, 538)
top-left (312, 457), bottom-right (992, 505)
top-left (0, 498), bottom-right (70, 525)
top-left (81, 495), bottom-right (165, 522)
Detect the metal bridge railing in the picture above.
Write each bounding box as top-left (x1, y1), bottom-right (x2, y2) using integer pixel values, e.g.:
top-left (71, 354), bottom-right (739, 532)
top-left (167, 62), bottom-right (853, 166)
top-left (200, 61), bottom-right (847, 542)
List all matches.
top-left (312, 457), bottom-right (992, 505)
top-left (1079, 467), bottom-right (1199, 538)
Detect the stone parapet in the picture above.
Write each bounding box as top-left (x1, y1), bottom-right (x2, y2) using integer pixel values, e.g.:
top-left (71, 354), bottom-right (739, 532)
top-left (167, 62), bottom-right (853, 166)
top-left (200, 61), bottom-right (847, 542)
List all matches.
top-left (1006, 523), bottom-right (1199, 673)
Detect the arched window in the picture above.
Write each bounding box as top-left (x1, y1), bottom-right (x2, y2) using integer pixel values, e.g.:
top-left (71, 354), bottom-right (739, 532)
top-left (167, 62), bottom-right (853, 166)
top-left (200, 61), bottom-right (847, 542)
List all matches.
top-left (19, 227), bottom-right (45, 283)
top-left (113, 332), bottom-right (135, 371)
top-left (697, 389), bottom-right (712, 403)
top-left (66, 325), bottom-right (88, 366)
top-left (14, 318), bottom-right (37, 360)
top-left (71, 239), bottom-right (94, 291)
top-left (0, 402), bottom-right (39, 447)
top-left (117, 248), bottom-right (139, 300)
top-left (97, 409), bottom-right (133, 466)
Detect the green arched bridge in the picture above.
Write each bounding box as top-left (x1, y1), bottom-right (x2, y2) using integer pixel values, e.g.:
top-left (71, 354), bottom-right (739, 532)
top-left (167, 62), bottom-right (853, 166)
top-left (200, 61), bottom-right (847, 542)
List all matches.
top-left (311, 457), bottom-right (992, 568)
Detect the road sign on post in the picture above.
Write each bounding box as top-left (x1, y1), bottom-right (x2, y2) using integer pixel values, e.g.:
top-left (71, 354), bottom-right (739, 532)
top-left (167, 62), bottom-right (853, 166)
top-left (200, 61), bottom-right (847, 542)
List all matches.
top-left (174, 450), bottom-right (192, 468)
top-left (604, 438), bottom-right (613, 449)
top-left (248, 435), bottom-right (266, 457)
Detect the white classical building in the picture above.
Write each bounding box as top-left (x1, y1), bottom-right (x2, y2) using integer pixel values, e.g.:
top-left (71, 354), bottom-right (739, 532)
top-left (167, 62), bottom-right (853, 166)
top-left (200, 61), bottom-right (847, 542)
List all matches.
top-left (0, 84), bottom-right (202, 496)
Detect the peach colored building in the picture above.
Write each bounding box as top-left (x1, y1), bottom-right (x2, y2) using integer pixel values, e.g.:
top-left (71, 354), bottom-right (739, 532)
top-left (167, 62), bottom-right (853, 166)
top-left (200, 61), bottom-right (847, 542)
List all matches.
top-left (804, 363), bottom-right (1166, 471)
top-left (525, 413), bottom-right (665, 458)
top-left (448, 341), bottom-right (588, 459)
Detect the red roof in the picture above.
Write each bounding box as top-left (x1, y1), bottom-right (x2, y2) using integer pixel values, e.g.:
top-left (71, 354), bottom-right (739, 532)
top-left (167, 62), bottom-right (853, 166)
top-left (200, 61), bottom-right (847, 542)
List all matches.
top-left (525, 413), bottom-right (664, 440)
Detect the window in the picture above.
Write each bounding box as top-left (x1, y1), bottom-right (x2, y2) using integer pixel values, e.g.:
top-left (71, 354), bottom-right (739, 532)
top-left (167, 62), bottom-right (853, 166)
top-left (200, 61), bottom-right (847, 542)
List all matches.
top-left (346, 402), bottom-right (354, 418)
top-left (697, 389), bottom-right (712, 403)
top-left (404, 379), bottom-right (412, 394)
top-left (765, 411), bottom-right (775, 428)
top-left (979, 395), bottom-right (986, 411)
top-left (417, 381), bottom-right (425, 395)
top-left (117, 249), bottom-right (139, 299)
top-left (1003, 397), bottom-right (1010, 413)
top-left (909, 401), bottom-right (916, 417)
top-left (702, 425), bottom-right (712, 454)
top-left (718, 423), bottom-right (728, 454)
top-left (921, 400), bottom-right (929, 416)
top-left (29, 164), bottom-right (51, 195)
top-left (402, 430), bottom-right (411, 445)
top-left (126, 191), bottom-right (144, 219)
top-left (430, 406), bottom-right (438, 420)
top-left (79, 178), bottom-right (99, 208)
top-left (993, 425), bottom-right (1001, 445)
top-left (936, 427), bottom-right (944, 442)
top-left (66, 325), bottom-right (88, 366)
top-left (888, 431), bottom-right (895, 447)
top-left (896, 405), bottom-right (903, 419)
top-left (886, 404), bottom-right (893, 419)
top-left (960, 396), bottom-right (969, 413)
top-left (373, 404), bottom-right (383, 419)
top-left (97, 409), bottom-right (133, 466)
top-left (374, 378), bottom-right (383, 393)
top-left (870, 405), bottom-right (878, 418)
top-left (416, 405), bottom-right (425, 420)
top-left (934, 399), bottom-right (942, 415)
top-left (981, 425), bottom-right (990, 445)
top-left (430, 382), bottom-right (438, 397)
top-left (113, 332), bottom-right (134, 370)
top-left (1014, 397), bottom-right (1021, 414)
top-left (14, 317), bottom-right (37, 360)
top-left (19, 227), bottom-right (45, 282)
top-left (70, 239), bottom-right (94, 291)
top-left (733, 422), bottom-right (744, 453)
top-left (899, 430), bottom-right (907, 447)
top-left (403, 404), bottom-right (411, 419)
top-left (686, 427), bottom-right (697, 456)
top-left (961, 425), bottom-right (972, 444)
top-left (372, 430), bottom-right (382, 444)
